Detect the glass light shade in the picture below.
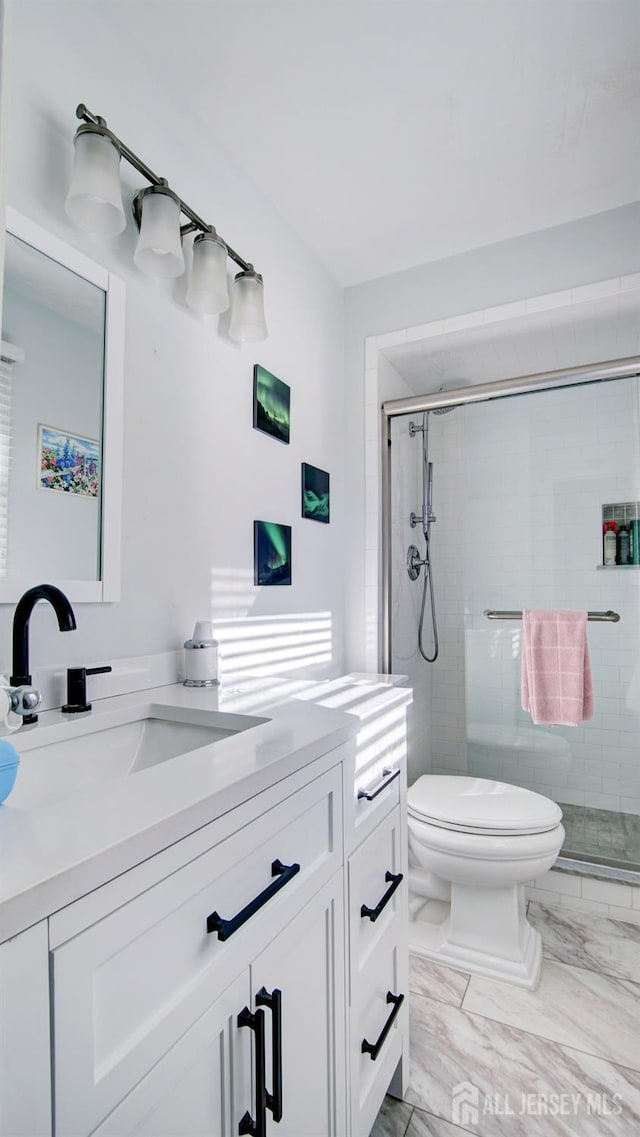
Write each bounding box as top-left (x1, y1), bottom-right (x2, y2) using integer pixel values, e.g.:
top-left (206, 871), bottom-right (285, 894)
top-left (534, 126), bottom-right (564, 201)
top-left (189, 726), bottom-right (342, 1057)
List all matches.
top-left (228, 269), bottom-right (267, 343)
top-left (185, 232), bottom-right (230, 314)
top-left (65, 127), bottom-right (126, 236)
top-left (133, 187), bottom-right (185, 278)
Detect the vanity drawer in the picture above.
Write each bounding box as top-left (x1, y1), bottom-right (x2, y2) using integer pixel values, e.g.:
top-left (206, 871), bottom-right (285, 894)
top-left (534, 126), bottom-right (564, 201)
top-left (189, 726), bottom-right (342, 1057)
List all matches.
top-left (350, 928), bottom-right (407, 1137)
top-left (348, 806), bottom-right (404, 990)
top-left (348, 761), bottom-right (402, 852)
top-left (51, 764), bottom-right (342, 1137)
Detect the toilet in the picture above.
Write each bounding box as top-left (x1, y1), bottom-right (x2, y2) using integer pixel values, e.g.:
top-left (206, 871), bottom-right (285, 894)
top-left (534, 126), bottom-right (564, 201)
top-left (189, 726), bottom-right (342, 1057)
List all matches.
top-left (407, 774), bottom-right (564, 990)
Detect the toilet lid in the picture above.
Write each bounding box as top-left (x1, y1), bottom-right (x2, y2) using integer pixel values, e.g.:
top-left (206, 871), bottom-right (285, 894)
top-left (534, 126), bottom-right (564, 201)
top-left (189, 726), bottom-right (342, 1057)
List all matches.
top-left (407, 775), bottom-right (563, 835)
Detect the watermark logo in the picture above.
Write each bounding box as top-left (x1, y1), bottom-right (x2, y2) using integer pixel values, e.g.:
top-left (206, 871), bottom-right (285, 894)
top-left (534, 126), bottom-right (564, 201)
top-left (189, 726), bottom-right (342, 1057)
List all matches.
top-left (452, 1082), bottom-right (480, 1127)
top-left (451, 1082), bottom-right (623, 1126)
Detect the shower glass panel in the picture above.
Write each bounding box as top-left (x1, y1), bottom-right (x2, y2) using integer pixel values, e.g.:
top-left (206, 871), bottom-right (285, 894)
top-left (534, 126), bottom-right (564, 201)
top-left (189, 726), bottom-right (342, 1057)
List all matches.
top-left (390, 375), bottom-right (640, 870)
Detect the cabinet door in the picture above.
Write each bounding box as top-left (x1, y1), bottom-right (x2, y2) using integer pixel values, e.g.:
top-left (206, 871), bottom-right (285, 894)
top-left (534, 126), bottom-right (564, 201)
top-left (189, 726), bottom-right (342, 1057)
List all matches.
top-left (52, 765), bottom-right (342, 1136)
top-left (90, 971), bottom-right (252, 1137)
top-left (251, 873), bottom-right (346, 1137)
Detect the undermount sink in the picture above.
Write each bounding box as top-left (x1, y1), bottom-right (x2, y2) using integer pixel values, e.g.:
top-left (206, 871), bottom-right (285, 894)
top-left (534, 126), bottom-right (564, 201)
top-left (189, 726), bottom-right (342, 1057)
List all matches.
top-left (4, 705), bottom-right (267, 811)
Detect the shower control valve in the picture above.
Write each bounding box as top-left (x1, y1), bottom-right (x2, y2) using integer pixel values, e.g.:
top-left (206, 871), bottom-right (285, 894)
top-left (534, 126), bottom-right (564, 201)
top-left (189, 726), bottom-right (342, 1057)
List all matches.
top-left (407, 545), bottom-right (425, 581)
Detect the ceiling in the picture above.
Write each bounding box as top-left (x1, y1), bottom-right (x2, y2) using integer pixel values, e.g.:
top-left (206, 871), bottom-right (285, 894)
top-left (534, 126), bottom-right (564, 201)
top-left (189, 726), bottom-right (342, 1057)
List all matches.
top-left (98, 0), bottom-right (639, 287)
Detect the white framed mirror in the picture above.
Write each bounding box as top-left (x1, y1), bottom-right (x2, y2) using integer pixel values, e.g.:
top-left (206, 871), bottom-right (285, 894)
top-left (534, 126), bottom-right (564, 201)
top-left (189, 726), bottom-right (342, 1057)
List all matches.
top-left (0, 207), bottom-right (124, 602)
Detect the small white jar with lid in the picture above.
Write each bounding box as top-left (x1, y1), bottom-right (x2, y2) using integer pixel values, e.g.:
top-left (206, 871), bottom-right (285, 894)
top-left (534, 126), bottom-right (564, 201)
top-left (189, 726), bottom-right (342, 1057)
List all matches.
top-left (183, 620), bottom-right (219, 687)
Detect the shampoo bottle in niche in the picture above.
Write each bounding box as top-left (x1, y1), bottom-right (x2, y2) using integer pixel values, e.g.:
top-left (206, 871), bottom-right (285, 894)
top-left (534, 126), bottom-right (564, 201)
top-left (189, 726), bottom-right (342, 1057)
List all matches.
top-left (603, 523), bottom-right (617, 566)
top-left (183, 621), bottom-right (219, 687)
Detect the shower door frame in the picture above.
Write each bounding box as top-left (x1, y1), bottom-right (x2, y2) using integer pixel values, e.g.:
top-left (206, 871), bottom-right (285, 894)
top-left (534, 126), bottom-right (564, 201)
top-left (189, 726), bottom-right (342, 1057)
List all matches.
top-left (379, 354), bottom-right (640, 672)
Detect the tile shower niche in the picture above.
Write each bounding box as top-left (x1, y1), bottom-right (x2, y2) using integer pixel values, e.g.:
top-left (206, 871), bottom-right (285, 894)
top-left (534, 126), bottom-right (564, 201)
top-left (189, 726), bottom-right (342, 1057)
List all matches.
top-left (601, 501), bottom-right (640, 567)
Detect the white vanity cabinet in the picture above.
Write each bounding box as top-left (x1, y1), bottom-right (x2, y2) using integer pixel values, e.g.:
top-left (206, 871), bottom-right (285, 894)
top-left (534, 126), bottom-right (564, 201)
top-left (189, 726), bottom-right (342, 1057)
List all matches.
top-left (49, 758), bottom-right (346, 1137)
top-left (88, 874), bottom-right (345, 1137)
top-left (344, 698), bottom-right (410, 1137)
top-left (0, 680), bottom-right (410, 1137)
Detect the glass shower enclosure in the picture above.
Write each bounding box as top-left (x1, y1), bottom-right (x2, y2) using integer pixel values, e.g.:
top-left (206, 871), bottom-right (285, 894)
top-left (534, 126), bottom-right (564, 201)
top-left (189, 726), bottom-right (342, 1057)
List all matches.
top-left (383, 360), bottom-right (640, 872)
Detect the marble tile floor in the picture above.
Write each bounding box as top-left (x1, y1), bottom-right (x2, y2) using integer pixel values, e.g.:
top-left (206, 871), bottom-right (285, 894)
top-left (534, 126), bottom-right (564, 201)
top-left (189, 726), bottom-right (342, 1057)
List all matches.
top-left (370, 901), bottom-right (640, 1136)
top-left (560, 803), bottom-right (640, 868)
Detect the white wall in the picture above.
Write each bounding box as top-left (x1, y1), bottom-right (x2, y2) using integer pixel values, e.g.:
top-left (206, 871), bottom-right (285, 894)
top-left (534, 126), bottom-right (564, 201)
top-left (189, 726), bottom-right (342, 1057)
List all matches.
top-left (0, 2), bottom-right (347, 681)
top-left (345, 202), bottom-right (640, 672)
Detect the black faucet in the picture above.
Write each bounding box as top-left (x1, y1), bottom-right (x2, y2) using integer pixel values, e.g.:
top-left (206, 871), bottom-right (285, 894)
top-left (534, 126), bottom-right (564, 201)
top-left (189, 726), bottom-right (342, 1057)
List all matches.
top-left (10, 584), bottom-right (77, 724)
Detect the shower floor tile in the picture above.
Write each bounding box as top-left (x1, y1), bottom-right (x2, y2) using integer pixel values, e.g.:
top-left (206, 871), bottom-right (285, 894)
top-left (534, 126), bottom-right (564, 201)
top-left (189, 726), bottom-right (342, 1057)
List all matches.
top-left (559, 802), bottom-right (640, 867)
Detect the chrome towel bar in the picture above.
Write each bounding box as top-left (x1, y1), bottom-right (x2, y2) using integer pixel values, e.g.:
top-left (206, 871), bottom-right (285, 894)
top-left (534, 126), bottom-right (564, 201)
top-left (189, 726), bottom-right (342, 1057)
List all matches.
top-left (484, 609), bottom-right (620, 623)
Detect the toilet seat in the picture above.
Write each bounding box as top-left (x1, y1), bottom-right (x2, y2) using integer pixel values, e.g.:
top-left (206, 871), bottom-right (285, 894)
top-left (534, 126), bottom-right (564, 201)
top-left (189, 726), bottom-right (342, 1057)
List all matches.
top-left (408, 774), bottom-right (562, 836)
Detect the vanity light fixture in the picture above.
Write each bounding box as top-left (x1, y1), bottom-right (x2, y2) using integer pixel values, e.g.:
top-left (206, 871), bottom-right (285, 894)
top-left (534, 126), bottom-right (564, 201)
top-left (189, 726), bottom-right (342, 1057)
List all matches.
top-left (64, 103), bottom-right (267, 341)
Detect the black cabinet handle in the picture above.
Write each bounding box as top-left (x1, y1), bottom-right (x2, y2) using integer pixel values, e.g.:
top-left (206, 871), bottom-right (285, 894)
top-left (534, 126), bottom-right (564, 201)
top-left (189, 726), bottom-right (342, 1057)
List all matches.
top-left (361, 992), bottom-right (405, 1061)
top-left (238, 1006), bottom-right (267, 1137)
top-left (256, 986), bottom-right (283, 1122)
top-left (361, 871), bottom-right (404, 922)
top-left (357, 767), bottom-right (400, 802)
top-left (207, 860), bottom-right (301, 941)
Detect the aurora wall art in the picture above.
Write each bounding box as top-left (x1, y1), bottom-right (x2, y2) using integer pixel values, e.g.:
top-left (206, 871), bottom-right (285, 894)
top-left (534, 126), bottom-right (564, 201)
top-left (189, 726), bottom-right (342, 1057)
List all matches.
top-left (301, 462), bottom-right (330, 523)
top-left (254, 520), bottom-right (292, 585)
top-left (253, 365), bottom-right (290, 444)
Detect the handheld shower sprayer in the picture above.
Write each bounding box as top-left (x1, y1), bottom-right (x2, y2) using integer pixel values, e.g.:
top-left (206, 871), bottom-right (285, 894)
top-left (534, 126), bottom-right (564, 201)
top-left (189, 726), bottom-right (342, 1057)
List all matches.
top-left (407, 398), bottom-right (456, 662)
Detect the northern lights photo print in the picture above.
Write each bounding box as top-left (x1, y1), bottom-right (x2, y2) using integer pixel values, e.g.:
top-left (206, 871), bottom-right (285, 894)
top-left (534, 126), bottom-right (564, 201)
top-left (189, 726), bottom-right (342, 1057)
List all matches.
top-left (253, 364), bottom-right (290, 444)
top-left (254, 520), bottom-right (292, 585)
top-left (301, 463), bottom-right (330, 523)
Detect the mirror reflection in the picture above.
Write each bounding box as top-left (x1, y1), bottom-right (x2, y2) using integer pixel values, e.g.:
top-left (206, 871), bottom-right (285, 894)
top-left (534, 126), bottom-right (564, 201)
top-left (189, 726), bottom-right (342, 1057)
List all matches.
top-left (1, 229), bottom-right (106, 582)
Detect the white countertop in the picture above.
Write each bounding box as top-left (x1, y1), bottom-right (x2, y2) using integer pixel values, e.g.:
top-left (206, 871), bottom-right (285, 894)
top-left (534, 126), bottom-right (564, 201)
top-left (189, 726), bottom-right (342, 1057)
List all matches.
top-left (0, 674), bottom-right (410, 943)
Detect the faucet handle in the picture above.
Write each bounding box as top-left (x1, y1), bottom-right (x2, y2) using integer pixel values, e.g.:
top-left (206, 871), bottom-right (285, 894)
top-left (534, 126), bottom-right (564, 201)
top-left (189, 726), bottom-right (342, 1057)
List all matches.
top-left (13, 686), bottom-right (41, 713)
top-left (62, 665), bottom-right (112, 714)
top-left (0, 678), bottom-right (42, 723)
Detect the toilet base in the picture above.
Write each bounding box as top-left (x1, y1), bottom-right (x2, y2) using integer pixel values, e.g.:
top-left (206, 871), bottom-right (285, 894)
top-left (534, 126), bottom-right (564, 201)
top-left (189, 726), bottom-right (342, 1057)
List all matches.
top-left (408, 882), bottom-right (543, 990)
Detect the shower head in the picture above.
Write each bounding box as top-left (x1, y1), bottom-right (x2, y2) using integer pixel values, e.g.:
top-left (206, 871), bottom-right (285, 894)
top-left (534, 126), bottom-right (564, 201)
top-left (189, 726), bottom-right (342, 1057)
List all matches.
top-left (431, 384), bottom-right (458, 414)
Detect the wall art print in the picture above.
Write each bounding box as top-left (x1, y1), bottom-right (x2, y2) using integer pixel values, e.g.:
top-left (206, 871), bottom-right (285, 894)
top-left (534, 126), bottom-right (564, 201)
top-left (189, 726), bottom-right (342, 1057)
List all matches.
top-left (38, 424), bottom-right (100, 498)
top-left (301, 462), bottom-right (330, 523)
top-left (254, 520), bottom-right (292, 586)
top-left (253, 364), bottom-right (290, 444)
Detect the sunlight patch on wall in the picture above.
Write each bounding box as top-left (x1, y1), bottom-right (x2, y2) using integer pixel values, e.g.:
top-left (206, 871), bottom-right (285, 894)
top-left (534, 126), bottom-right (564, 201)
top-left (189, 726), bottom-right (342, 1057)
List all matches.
top-left (215, 611), bottom-right (333, 679)
top-left (210, 567), bottom-right (257, 616)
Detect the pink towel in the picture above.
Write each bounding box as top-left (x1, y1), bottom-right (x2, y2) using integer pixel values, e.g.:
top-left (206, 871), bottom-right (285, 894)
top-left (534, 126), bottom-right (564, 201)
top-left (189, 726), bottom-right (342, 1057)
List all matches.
top-left (521, 610), bottom-right (594, 727)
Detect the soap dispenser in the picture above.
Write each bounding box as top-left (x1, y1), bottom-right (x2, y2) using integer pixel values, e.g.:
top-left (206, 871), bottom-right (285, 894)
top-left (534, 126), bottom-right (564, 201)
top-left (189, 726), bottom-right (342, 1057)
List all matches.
top-left (183, 621), bottom-right (219, 687)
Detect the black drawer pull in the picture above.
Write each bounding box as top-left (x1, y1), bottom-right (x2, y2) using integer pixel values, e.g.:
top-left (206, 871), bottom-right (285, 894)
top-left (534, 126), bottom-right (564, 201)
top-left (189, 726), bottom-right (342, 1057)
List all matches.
top-left (361, 992), bottom-right (405, 1061)
top-left (361, 871), bottom-right (404, 922)
top-left (207, 859), bottom-right (301, 941)
top-left (238, 1006), bottom-right (267, 1137)
top-left (357, 767), bottom-right (400, 802)
top-left (256, 986), bottom-right (283, 1122)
